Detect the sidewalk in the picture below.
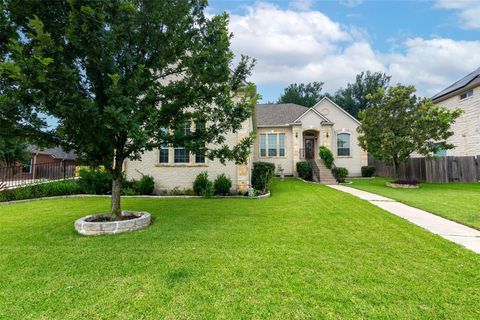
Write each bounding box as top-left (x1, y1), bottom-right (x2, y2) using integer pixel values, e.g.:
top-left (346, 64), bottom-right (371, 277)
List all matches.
top-left (327, 185), bottom-right (480, 254)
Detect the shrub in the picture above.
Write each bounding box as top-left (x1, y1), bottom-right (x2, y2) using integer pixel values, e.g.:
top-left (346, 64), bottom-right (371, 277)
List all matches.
top-left (78, 168), bottom-right (111, 194)
top-left (193, 171), bottom-right (213, 196)
top-left (361, 165), bottom-right (375, 177)
top-left (251, 162), bottom-right (275, 193)
top-left (319, 146), bottom-right (334, 169)
top-left (0, 180), bottom-right (83, 202)
top-left (135, 175), bottom-right (155, 195)
top-left (296, 161), bottom-right (312, 181)
top-left (332, 167), bottom-right (349, 183)
top-left (214, 174), bottom-right (232, 195)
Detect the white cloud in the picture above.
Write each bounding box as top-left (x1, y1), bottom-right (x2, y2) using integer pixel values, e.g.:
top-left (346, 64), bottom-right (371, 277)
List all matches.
top-left (435, 0), bottom-right (480, 29)
top-left (339, 0), bottom-right (364, 8)
top-left (227, 2), bottom-right (480, 98)
top-left (386, 38), bottom-right (480, 96)
top-left (289, 0), bottom-right (313, 11)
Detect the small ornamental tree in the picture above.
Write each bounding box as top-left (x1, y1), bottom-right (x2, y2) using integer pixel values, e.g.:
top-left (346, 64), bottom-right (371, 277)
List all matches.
top-left (1, 1), bottom-right (258, 216)
top-left (357, 84), bottom-right (462, 178)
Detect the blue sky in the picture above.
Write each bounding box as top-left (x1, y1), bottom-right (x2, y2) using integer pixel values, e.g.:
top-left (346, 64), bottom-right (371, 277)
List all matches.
top-left (208, 0), bottom-right (480, 102)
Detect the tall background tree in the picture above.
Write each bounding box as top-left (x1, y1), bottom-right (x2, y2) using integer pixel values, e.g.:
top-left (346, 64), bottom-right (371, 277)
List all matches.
top-left (277, 82), bottom-right (324, 107)
top-left (357, 84), bottom-right (462, 179)
top-left (1, 0), bottom-right (258, 215)
top-left (332, 71), bottom-right (391, 119)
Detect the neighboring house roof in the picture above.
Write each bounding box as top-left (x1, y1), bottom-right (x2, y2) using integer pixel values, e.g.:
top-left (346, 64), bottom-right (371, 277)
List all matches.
top-left (26, 145), bottom-right (77, 161)
top-left (254, 103), bottom-right (310, 126)
top-left (432, 67), bottom-right (480, 101)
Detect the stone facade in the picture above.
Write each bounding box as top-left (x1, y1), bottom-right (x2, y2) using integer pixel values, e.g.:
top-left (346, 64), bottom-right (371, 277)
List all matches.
top-left (433, 82), bottom-right (480, 156)
top-left (75, 211), bottom-right (151, 236)
top-left (253, 98), bottom-right (367, 177)
top-left (124, 117), bottom-right (252, 194)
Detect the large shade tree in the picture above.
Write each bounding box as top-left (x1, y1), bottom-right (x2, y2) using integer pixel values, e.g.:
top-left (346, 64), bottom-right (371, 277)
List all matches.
top-left (357, 84), bottom-right (462, 178)
top-left (1, 0), bottom-right (258, 215)
top-left (277, 82), bottom-right (325, 108)
top-left (332, 71), bottom-right (391, 119)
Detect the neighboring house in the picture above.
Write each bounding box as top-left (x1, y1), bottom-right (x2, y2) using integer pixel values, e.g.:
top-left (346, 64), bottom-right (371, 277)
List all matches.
top-left (0, 145), bottom-right (77, 182)
top-left (125, 97), bottom-right (366, 193)
top-left (432, 67), bottom-right (480, 156)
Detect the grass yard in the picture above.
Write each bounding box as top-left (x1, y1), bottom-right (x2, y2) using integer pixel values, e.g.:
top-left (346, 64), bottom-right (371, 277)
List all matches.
top-left (0, 178), bottom-right (479, 319)
top-left (348, 177), bottom-right (480, 230)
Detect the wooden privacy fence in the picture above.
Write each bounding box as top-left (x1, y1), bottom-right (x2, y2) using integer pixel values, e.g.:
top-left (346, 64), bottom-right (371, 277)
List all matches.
top-left (368, 155), bottom-right (480, 183)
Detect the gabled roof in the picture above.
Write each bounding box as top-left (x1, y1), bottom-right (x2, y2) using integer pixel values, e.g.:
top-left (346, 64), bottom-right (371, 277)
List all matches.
top-left (312, 97), bottom-right (361, 125)
top-left (432, 67), bottom-right (480, 101)
top-left (26, 145), bottom-right (77, 161)
top-left (254, 103), bottom-right (309, 126)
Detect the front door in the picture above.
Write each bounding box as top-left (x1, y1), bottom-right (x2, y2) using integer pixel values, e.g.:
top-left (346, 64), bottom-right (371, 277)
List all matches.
top-left (305, 139), bottom-right (314, 159)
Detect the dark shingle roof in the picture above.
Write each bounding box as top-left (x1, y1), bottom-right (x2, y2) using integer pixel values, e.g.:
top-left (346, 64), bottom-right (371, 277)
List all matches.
top-left (254, 103), bottom-right (308, 126)
top-left (432, 67), bottom-right (480, 101)
top-left (26, 145), bottom-right (77, 161)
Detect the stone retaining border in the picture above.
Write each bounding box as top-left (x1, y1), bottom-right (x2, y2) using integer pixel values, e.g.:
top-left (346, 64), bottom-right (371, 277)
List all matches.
top-left (75, 211), bottom-right (151, 236)
top-left (0, 192), bottom-right (271, 205)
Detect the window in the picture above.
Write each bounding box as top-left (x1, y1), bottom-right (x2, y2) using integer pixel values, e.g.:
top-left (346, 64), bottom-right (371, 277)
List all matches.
top-left (259, 133), bottom-right (286, 157)
top-left (260, 134), bottom-right (267, 157)
top-left (194, 120), bottom-right (206, 164)
top-left (159, 127), bottom-right (169, 164)
top-left (195, 153), bottom-right (205, 164)
top-left (433, 142), bottom-right (447, 157)
top-left (460, 89), bottom-right (473, 100)
top-left (279, 134), bottom-right (285, 156)
top-left (174, 122), bottom-right (190, 163)
top-left (22, 158), bottom-right (32, 173)
top-left (337, 133), bottom-right (350, 156)
top-left (268, 134), bottom-right (277, 157)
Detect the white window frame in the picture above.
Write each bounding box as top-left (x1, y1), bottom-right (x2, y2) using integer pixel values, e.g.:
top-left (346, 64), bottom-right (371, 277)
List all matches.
top-left (259, 133), bottom-right (286, 158)
top-left (336, 133), bottom-right (351, 157)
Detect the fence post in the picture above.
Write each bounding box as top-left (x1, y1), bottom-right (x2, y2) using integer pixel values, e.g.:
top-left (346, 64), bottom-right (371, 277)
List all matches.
top-left (63, 161), bottom-right (66, 180)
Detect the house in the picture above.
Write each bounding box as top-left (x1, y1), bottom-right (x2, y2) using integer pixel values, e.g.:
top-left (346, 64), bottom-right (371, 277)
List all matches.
top-left (0, 146), bottom-right (77, 185)
top-left (432, 67), bottom-right (480, 156)
top-left (124, 97), bottom-right (367, 193)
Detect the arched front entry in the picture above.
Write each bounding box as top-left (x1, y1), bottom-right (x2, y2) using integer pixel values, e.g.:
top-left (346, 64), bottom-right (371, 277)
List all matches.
top-left (303, 130), bottom-right (319, 160)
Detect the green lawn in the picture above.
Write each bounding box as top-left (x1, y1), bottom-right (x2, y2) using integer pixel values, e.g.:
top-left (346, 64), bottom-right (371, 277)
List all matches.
top-left (348, 177), bottom-right (480, 230)
top-left (0, 179), bottom-right (479, 319)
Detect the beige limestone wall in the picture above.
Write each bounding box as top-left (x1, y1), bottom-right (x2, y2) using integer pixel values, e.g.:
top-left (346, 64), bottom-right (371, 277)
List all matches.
top-left (124, 118), bottom-right (252, 194)
top-left (435, 85), bottom-right (480, 156)
top-left (314, 99), bottom-right (366, 176)
top-left (253, 126), bottom-right (295, 174)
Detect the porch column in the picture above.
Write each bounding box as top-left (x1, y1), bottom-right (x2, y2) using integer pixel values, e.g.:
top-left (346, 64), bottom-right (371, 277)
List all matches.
top-left (292, 127), bottom-right (301, 175)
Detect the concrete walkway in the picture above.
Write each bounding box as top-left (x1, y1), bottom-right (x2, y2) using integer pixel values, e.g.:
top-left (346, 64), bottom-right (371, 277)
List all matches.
top-left (328, 185), bottom-right (480, 254)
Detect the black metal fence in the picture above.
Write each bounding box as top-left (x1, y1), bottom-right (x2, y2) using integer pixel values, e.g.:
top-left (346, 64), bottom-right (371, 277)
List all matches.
top-left (0, 161), bottom-right (77, 190)
top-left (369, 155), bottom-right (480, 183)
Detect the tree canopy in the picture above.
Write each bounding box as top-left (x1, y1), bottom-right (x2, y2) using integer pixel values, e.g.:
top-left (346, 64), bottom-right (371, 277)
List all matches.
top-left (332, 71), bottom-right (391, 119)
top-left (277, 82), bottom-right (324, 107)
top-left (357, 84), bottom-right (462, 178)
top-left (1, 0), bottom-right (258, 214)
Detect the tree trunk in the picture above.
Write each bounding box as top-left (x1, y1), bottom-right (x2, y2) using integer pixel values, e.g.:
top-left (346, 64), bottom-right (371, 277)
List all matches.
top-left (111, 176), bottom-right (122, 216)
top-left (393, 159), bottom-right (400, 181)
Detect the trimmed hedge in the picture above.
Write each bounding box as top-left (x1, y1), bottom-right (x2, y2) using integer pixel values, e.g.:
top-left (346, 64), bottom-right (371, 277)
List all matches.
top-left (332, 167), bottom-right (348, 183)
top-left (296, 161), bottom-right (312, 181)
top-left (319, 146), bottom-right (334, 169)
top-left (214, 174), bottom-right (232, 195)
top-left (361, 166), bottom-right (375, 177)
top-left (0, 180), bottom-right (84, 202)
top-left (251, 162), bottom-right (275, 193)
top-left (193, 171), bottom-right (214, 197)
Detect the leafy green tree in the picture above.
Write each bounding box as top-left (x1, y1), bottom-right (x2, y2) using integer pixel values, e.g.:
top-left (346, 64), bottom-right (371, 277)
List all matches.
top-left (0, 138), bottom-right (28, 166)
top-left (0, 2), bottom-right (49, 142)
top-left (357, 85), bottom-right (462, 178)
top-left (1, 0), bottom-right (258, 215)
top-left (278, 82), bottom-right (324, 107)
top-left (332, 71), bottom-right (391, 119)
